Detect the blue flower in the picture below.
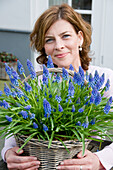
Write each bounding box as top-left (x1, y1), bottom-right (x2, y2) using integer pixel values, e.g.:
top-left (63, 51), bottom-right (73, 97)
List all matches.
top-left (49, 94), bottom-right (52, 98)
top-left (0, 91), bottom-right (2, 96)
top-left (27, 59), bottom-right (34, 71)
top-left (43, 64), bottom-right (50, 78)
top-left (58, 104), bottom-right (63, 112)
top-left (16, 88), bottom-right (24, 98)
top-left (62, 67), bottom-right (69, 80)
top-left (73, 72), bottom-right (82, 85)
top-left (90, 119), bottom-right (95, 125)
top-left (71, 105), bottom-right (75, 112)
top-left (88, 73), bottom-right (94, 88)
top-left (11, 91), bottom-right (17, 97)
top-left (69, 64), bottom-right (74, 71)
top-left (24, 81), bottom-right (32, 92)
top-left (24, 105), bottom-right (31, 110)
top-left (108, 96), bottom-right (112, 105)
top-left (99, 73), bottom-right (105, 87)
top-left (78, 108), bottom-right (84, 113)
top-left (94, 92), bottom-right (101, 105)
top-left (19, 110), bottom-right (28, 119)
top-left (43, 98), bottom-right (51, 118)
top-left (4, 83), bottom-right (11, 96)
top-left (33, 122), bottom-right (38, 129)
top-left (68, 81), bottom-right (74, 97)
top-left (104, 102), bottom-right (111, 114)
top-left (94, 70), bottom-right (99, 83)
top-left (11, 67), bottom-right (20, 79)
top-left (105, 79), bottom-right (110, 91)
top-left (55, 73), bottom-right (60, 83)
top-left (43, 124), bottom-right (48, 132)
top-left (92, 87), bottom-right (98, 97)
top-left (3, 100), bottom-right (10, 109)
top-left (42, 74), bottom-right (48, 85)
top-left (10, 77), bottom-right (19, 86)
top-left (5, 115), bottom-right (12, 122)
top-left (79, 66), bottom-right (84, 80)
top-left (55, 95), bottom-right (62, 103)
top-left (27, 59), bottom-right (36, 79)
top-left (47, 55), bottom-right (54, 68)
top-left (17, 60), bottom-right (25, 74)
top-left (82, 122), bottom-right (89, 128)
top-left (76, 121), bottom-right (81, 126)
top-left (30, 113), bottom-right (35, 119)
top-left (5, 63), bottom-right (11, 77)
top-left (90, 95), bottom-right (94, 104)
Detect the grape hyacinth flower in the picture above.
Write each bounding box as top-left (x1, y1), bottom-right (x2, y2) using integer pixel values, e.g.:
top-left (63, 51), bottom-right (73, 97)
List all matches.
top-left (43, 124), bottom-right (48, 132)
top-left (47, 55), bottom-right (54, 68)
top-left (5, 63), bottom-right (11, 77)
top-left (79, 66), bottom-right (84, 80)
top-left (94, 70), bottom-right (99, 83)
top-left (4, 83), bottom-right (11, 96)
top-left (33, 122), bottom-right (38, 129)
top-left (73, 72), bottom-right (82, 85)
top-left (55, 73), bottom-right (60, 83)
top-left (43, 98), bottom-right (51, 118)
top-left (71, 105), bottom-right (75, 112)
top-left (55, 95), bottom-right (62, 103)
top-left (5, 115), bottom-right (12, 122)
top-left (90, 118), bottom-right (96, 125)
top-left (42, 74), bottom-right (48, 85)
top-left (2, 100), bottom-right (10, 109)
top-left (10, 77), bottom-right (19, 86)
top-left (68, 81), bottom-right (74, 97)
top-left (30, 113), bottom-right (35, 119)
top-left (104, 102), bottom-right (111, 114)
top-left (11, 67), bottom-right (20, 80)
top-left (43, 64), bottom-right (50, 78)
top-left (19, 110), bottom-right (28, 119)
top-left (78, 108), bottom-right (84, 113)
top-left (105, 79), bottom-right (110, 91)
top-left (27, 59), bottom-right (36, 79)
top-left (62, 67), bottom-right (69, 80)
top-left (58, 104), bottom-right (63, 112)
top-left (24, 105), bottom-right (31, 110)
top-left (17, 60), bottom-right (25, 74)
top-left (76, 121), bottom-right (81, 126)
top-left (94, 92), bottom-right (101, 105)
top-left (69, 64), bottom-right (74, 71)
top-left (24, 82), bottom-right (32, 92)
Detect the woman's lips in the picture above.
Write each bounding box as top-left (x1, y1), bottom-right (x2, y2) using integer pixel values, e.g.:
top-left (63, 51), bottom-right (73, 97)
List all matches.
top-left (55, 52), bottom-right (69, 58)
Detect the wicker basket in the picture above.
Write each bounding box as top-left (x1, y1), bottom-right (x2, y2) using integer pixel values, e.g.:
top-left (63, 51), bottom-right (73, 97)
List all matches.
top-left (15, 135), bottom-right (89, 170)
top-left (16, 68), bottom-right (88, 169)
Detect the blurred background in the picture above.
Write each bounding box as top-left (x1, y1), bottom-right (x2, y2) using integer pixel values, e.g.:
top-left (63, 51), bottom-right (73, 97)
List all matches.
top-left (0, 0), bottom-right (113, 159)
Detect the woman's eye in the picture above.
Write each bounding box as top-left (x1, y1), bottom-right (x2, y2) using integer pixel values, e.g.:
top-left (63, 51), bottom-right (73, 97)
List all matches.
top-left (63, 34), bottom-right (70, 39)
top-left (45, 39), bottom-right (54, 43)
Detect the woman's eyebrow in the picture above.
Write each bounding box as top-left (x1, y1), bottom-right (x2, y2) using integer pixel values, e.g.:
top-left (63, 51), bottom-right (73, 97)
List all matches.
top-left (45, 31), bottom-right (71, 39)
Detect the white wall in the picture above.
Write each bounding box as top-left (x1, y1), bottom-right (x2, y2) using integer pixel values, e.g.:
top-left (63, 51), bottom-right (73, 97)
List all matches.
top-left (0, 0), bottom-right (31, 31)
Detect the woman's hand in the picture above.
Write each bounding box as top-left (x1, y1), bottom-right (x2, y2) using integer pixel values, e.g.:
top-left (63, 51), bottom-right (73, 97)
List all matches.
top-left (56, 149), bottom-right (105, 170)
top-left (5, 146), bottom-right (40, 170)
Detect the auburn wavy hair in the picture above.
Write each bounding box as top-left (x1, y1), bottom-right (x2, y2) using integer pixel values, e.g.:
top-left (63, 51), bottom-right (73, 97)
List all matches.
top-left (30, 3), bottom-right (92, 70)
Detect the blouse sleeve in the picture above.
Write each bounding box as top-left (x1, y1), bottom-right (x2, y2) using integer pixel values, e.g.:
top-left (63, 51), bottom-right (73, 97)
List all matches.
top-left (1, 135), bottom-right (17, 162)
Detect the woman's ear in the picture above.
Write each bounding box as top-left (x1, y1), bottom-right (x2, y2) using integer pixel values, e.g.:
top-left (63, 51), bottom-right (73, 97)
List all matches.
top-left (78, 31), bottom-right (84, 46)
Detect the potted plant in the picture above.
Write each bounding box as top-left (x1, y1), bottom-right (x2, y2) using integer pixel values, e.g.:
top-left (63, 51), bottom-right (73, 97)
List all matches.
top-left (0, 51), bottom-right (17, 80)
top-left (0, 56), bottom-right (113, 169)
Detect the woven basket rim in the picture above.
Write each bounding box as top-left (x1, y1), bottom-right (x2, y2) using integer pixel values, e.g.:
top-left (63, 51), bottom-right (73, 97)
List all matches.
top-left (15, 134), bottom-right (90, 149)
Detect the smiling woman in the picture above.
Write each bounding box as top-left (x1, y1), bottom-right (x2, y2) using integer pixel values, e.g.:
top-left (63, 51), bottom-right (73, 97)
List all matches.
top-left (1, 3), bottom-right (113, 170)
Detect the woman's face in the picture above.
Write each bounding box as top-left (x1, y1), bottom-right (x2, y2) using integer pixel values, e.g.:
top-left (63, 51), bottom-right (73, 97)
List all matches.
top-left (44, 19), bottom-right (83, 70)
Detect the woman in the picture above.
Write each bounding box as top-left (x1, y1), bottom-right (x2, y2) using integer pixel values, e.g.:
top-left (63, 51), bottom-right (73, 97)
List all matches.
top-left (1, 3), bottom-right (113, 170)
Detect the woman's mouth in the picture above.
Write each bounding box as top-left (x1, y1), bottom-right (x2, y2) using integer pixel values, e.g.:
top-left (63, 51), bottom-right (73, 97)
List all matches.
top-left (55, 52), bottom-right (69, 58)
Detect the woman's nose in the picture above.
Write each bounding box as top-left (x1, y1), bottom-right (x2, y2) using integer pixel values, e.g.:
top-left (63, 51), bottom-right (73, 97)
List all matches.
top-left (54, 39), bottom-right (64, 50)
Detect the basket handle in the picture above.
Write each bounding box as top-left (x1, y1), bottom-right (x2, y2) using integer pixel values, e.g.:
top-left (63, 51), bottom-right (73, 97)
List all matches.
top-left (23, 68), bottom-right (74, 83)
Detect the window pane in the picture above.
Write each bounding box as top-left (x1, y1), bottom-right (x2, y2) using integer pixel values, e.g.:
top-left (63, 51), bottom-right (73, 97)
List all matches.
top-left (49, 0), bottom-right (68, 7)
top-left (81, 14), bottom-right (91, 23)
top-left (72, 0), bottom-right (92, 10)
